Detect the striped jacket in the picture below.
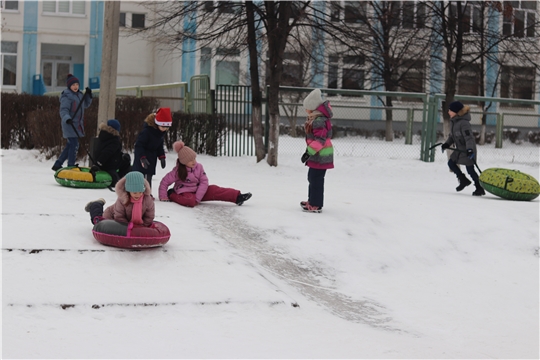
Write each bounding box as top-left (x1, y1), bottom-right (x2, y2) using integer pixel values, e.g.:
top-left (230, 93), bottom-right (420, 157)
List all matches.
top-left (304, 100), bottom-right (334, 170)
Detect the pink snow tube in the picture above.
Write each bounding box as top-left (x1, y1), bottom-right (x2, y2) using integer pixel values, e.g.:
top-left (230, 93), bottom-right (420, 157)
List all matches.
top-left (92, 220), bottom-right (171, 249)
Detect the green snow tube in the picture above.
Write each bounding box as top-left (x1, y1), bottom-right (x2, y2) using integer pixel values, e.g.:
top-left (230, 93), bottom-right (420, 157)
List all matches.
top-left (479, 168), bottom-right (540, 201)
top-left (54, 166), bottom-right (112, 189)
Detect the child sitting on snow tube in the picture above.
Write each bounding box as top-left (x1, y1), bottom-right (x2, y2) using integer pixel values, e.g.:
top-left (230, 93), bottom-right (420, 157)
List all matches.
top-left (85, 171), bottom-right (155, 226)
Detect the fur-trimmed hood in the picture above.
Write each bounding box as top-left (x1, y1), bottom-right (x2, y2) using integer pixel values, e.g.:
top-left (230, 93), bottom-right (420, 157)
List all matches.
top-left (455, 105), bottom-right (471, 117)
top-left (115, 175), bottom-right (152, 205)
top-left (98, 122), bottom-right (120, 137)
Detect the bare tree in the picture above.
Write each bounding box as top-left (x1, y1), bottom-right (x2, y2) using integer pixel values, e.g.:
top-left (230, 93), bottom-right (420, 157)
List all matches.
top-left (427, 0), bottom-right (540, 142)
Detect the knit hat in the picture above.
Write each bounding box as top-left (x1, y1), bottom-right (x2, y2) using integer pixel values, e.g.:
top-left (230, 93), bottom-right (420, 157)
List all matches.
top-left (154, 107), bottom-right (173, 127)
top-left (66, 74), bottom-right (80, 88)
top-left (124, 171), bottom-right (145, 193)
top-left (448, 101), bottom-right (464, 113)
top-left (303, 88), bottom-right (324, 111)
top-left (107, 119), bottom-right (121, 132)
top-left (173, 141), bottom-right (197, 165)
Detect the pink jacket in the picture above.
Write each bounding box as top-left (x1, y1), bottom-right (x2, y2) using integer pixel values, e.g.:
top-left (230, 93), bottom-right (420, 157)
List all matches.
top-left (159, 163), bottom-right (209, 203)
top-left (103, 176), bottom-right (155, 226)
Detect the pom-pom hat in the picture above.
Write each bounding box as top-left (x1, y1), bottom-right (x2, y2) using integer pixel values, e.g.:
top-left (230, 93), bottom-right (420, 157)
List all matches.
top-left (303, 88), bottom-right (324, 111)
top-left (173, 141), bottom-right (197, 165)
top-left (67, 74), bottom-right (80, 88)
top-left (448, 101), bottom-right (464, 113)
top-left (107, 119), bottom-right (121, 132)
top-left (125, 171), bottom-right (145, 193)
top-left (155, 107), bottom-right (173, 127)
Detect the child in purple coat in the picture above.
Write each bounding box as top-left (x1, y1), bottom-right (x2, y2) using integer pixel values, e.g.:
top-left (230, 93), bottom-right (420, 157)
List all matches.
top-left (159, 141), bottom-right (252, 207)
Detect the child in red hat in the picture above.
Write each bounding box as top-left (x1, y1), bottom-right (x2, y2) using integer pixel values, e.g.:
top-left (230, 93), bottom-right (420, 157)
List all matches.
top-left (132, 107), bottom-right (172, 187)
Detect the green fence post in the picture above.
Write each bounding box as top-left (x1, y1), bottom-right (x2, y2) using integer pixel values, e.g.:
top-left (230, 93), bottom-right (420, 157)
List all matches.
top-left (136, 87), bottom-right (142, 98)
top-left (496, 113), bottom-right (504, 149)
top-left (405, 108), bottom-right (413, 145)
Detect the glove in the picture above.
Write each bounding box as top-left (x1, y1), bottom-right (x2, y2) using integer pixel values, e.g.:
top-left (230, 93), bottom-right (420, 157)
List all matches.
top-left (85, 87), bottom-right (92, 97)
top-left (90, 165), bottom-right (100, 173)
top-left (467, 149), bottom-right (475, 159)
top-left (160, 157), bottom-right (166, 169)
top-left (66, 118), bottom-right (73, 125)
top-left (140, 157), bottom-right (150, 169)
top-left (441, 143), bottom-right (449, 152)
top-left (301, 152), bottom-right (310, 163)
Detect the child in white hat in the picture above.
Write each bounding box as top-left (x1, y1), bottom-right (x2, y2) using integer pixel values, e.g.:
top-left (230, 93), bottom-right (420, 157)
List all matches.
top-left (300, 88), bottom-right (334, 213)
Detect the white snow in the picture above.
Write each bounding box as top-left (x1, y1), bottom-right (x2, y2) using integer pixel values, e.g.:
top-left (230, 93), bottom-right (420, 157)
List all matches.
top-left (2, 140), bottom-right (539, 359)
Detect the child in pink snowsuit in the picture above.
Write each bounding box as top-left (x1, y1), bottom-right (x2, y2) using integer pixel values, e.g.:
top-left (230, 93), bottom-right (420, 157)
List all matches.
top-left (159, 141), bottom-right (252, 207)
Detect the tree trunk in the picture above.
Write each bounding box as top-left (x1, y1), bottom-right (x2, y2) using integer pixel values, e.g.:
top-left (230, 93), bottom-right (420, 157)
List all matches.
top-left (385, 96), bottom-right (394, 141)
top-left (245, 1), bottom-right (266, 162)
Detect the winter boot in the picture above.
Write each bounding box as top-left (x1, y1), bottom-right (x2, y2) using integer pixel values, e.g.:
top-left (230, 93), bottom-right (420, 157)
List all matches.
top-left (302, 204), bottom-right (322, 213)
top-left (300, 201), bottom-right (309, 209)
top-left (236, 193), bottom-right (252, 206)
top-left (84, 198), bottom-right (106, 224)
top-left (456, 174), bottom-right (472, 192)
top-left (472, 181), bottom-right (485, 196)
top-left (52, 163), bottom-right (62, 171)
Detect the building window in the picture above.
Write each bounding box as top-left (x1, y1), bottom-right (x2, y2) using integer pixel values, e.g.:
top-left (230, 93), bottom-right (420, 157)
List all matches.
top-left (217, 1), bottom-right (240, 15)
top-left (281, 52), bottom-right (303, 86)
top-left (327, 54), bottom-right (364, 91)
top-left (119, 12), bottom-right (126, 27)
top-left (399, 60), bottom-right (426, 93)
top-left (457, 64), bottom-right (481, 96)
top-left (203, 1), bottom-right (214, 12)
top-left (132, 13), bottom-right (145, 28)
top-left (1, 41), bottom-right (17, 86)
top-left (200, 47), bottom-right (212, 76)
top-left (449, 2), bottom-right (484, 33)
top-left (500, 66), bottom-right (535, 107)
top-left (503, 1), bottom-right (536, 38)
top-left (344, 1), bottom-right (367, 23)
top-left (216, 48), bottom-right (239, 85)
top-left (1, 1), bottom-right (19, 11)
top-left (390, 1), bottom-right (426, 29)
top-left (43, 0), bottom-right (85, 16)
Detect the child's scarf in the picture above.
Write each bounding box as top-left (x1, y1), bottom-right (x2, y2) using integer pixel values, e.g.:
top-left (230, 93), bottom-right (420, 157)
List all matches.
top-left (130, 196), bottom-right (143, 225)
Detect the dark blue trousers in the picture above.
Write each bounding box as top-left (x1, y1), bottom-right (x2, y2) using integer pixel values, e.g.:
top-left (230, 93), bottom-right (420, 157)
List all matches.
top-left (55, 137), bottom-right (79, 167)
top-left (307, 168), bottom-right (327, 208)
top-left (447, 159), bottom-right (480, 183)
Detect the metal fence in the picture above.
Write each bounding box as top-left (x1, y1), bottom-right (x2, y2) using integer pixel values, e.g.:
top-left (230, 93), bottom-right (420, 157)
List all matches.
top-left (214, 85), bottom-right (540, 166)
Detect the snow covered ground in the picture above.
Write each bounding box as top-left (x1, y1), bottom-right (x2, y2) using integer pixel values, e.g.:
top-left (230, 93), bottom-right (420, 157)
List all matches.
top-left (2, 140), bottom-right (539, 359)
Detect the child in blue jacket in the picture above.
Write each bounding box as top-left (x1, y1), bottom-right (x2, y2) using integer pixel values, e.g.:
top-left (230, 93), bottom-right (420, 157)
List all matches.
top-left (52, 74), bottom-right (92, 171)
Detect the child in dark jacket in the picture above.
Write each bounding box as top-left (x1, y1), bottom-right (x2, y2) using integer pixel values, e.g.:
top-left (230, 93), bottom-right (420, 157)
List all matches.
top-left (441, 101), bottom-right (485, 196)
top-left (91, 119), bottom-right (131, 187)
top-left (85, 171), bottom-right (155, 226)
top-left (132, 107), bottom-right (172, 187)
top-left (52, 74), bottom-right (93, 171)
top-left (300, 88), bottom-right (334, 213)
top-left (159, 141), bottom-right (252, 207)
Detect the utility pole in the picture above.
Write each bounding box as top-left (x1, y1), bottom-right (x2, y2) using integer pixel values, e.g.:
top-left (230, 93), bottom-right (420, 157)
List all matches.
top-left (97, 1), bottom-right (120, 128)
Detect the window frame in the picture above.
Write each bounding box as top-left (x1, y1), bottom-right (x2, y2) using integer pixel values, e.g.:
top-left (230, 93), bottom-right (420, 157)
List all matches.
top-left (502, 1), bottom-right (537, 38)
top-left (1, 0), bottom-right (19, 12)
top-left (500, 65), bottom-right (535, 108)
top-left (42, 0), bottom-right (86, 17)
top-left (1, 40), bottom-right (18, 88)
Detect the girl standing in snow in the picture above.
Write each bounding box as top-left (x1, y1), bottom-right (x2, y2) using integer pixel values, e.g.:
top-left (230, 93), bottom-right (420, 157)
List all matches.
top-left (52, 74), bottom-right (93, 171)
top-left (441, 101), bottom-right (485, 196)
top-left (159, 141), bottom-right (252, 207)
top-left (85, 171), bottom-right (155, 226)
top-left (132, 107), bottom-right (172, 187)
top-left (300, 88), bottom-right (334, 213)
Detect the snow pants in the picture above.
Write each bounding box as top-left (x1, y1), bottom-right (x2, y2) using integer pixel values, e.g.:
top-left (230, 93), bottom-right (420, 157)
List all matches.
top-left (169, 185), bottom-right (240, 208)
top-left (448, 159), bottom-right (480, 183)
top-left (307, 168), bottom-right (327, 208)
top-left (54, 137), bottom-right (79, 167)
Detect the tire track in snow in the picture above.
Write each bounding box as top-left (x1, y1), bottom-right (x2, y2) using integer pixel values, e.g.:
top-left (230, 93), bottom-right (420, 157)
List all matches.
top-left (197, 206), bottom-right (404, 332)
